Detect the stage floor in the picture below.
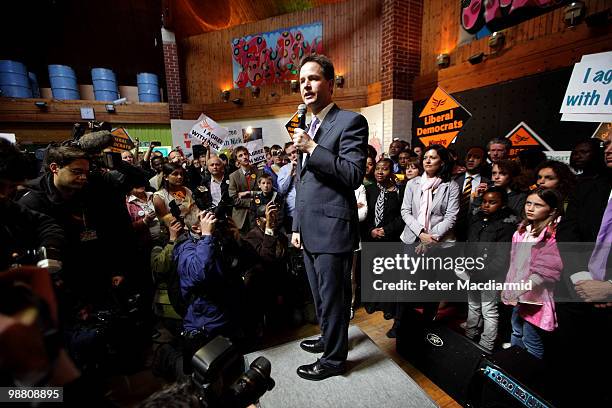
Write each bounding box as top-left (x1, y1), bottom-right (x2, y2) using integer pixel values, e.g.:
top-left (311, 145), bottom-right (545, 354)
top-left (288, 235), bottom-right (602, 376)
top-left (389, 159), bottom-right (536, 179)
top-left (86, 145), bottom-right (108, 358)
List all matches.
top-left (246, 325), bottom-right (439, 408)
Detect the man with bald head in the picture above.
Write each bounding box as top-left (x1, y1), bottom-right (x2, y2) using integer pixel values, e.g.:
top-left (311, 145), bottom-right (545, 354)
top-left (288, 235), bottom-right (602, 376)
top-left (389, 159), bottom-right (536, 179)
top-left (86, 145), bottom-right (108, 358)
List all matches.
top-left (194, 155), bottom-right (229, 209)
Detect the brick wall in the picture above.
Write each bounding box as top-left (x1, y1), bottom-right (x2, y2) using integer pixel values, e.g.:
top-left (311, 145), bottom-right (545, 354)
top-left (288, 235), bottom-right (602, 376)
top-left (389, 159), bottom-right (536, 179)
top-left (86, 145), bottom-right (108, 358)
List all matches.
top-left (162, 28), bottom-right (183, 119)
top-left (381, 0), bottom-right (423, 101)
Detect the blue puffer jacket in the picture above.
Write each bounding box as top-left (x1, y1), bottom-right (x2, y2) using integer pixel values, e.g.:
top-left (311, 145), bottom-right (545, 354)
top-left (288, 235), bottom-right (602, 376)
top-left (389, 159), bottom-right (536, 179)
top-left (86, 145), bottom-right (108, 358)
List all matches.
top-left (174, 235), bottom-right (240, 333)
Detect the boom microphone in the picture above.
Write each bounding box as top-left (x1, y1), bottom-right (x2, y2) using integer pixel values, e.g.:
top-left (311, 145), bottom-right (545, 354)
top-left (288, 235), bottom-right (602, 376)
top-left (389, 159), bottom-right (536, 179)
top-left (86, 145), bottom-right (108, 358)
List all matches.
top-left (297, 104), bottom-right (307, 130)
top-left (75, 130), bottom-right (114, 153)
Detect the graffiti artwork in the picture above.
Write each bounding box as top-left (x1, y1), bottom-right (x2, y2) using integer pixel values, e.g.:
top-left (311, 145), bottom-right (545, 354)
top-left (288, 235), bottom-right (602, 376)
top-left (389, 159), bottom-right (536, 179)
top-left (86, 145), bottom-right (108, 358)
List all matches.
top-left (460, 0), bottom-right (567, 41)
top-left (231, 22), bottom-right (323, 88)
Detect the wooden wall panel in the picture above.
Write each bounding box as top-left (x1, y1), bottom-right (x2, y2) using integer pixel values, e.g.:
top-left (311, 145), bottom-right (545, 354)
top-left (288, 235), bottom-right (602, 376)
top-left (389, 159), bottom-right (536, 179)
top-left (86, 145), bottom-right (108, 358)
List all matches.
top-left (0, 99), bottom-right (170, 124)
top-left (180, 0), bottom-right (381, 106)
top-left (182, 85), bottom-right (369, 121)
top-left (416, 0), bottom-right (611, 98)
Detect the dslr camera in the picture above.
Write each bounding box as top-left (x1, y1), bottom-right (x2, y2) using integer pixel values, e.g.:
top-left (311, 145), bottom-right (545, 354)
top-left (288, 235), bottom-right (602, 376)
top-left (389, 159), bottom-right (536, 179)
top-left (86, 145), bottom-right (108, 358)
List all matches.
top-left (191, 336), bottom-right (274, 408)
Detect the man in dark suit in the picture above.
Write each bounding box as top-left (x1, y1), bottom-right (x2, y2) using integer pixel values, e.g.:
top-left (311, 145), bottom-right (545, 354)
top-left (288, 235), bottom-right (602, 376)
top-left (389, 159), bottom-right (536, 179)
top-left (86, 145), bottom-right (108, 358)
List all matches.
top-left (194, 155), bottom-right (230, 210)
top-left (291, 54), bottom-right (368, 381)
top-left (453, 146), bottom-right (490, 240)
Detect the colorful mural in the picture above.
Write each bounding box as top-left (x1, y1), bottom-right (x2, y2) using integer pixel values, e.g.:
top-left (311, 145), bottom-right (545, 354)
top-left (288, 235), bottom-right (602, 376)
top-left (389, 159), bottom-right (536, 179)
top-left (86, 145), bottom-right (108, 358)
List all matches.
top-left (231, 22), bottom-right (323, 88)
top-left (459, 0), bottom-right (568, 43)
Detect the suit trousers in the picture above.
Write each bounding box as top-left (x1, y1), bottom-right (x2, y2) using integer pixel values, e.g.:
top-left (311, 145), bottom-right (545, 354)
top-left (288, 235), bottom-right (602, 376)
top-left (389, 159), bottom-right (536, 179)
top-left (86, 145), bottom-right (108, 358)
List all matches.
top-left (302, 248), bottom-right (352, 368)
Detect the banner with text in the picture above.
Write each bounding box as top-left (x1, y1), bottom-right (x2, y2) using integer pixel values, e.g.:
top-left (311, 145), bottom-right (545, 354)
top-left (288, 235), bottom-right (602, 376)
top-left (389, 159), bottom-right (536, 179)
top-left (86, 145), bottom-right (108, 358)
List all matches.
top-left (241, 127), bottom-right (265, 164)
top-left (109, 127), bottom-right (135, 152)
top-left (415, 87), bottom-right (471, 147)
top-left (561, 51), bottom-right (612, 122)
top-left (189, 114), bottom-right (229, 152)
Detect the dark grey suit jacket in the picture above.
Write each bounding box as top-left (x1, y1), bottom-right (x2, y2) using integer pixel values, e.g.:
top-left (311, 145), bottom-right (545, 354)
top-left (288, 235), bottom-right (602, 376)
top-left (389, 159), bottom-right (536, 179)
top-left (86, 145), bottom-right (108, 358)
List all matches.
top-left (292, 104), bottom-right (368, 253)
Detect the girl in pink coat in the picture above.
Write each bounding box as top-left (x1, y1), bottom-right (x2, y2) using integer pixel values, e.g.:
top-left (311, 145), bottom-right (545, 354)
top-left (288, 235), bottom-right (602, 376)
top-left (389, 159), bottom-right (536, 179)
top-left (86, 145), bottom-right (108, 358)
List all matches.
top-left (502, 188), bottom-right (564, 359)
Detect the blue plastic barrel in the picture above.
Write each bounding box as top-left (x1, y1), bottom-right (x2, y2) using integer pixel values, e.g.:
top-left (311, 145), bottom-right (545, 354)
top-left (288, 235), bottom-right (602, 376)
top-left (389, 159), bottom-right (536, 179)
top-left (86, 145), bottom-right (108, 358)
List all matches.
top-left (92, 68), bottom-right (119, 101)
top-left (28, 72), bottom-right (40, 98)
top-left (0, 60), bottom-right (33, 98)
top-left (48, 64), bottom-right (80, 100)
top-left (137, 72), bottom-right (160, 102)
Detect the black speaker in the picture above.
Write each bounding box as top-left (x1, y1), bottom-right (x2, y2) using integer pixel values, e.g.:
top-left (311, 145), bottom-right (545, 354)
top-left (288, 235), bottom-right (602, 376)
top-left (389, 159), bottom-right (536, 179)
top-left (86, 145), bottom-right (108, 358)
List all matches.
top-left (396, 307), bottom-right (489, 406)
top-left (468, 346), bottom-right (555, 408)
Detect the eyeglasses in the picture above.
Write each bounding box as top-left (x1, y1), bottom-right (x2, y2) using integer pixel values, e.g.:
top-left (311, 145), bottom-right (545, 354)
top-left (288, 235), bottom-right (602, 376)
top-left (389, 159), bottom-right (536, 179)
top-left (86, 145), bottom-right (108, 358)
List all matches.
top-left (271, 151), bottom-right (282, 156)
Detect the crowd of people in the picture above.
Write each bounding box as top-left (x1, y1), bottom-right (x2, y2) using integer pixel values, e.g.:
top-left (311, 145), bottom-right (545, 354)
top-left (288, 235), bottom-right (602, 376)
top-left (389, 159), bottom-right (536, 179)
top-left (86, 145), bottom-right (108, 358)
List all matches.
top-left (1, 124), bottom-right (610, 406)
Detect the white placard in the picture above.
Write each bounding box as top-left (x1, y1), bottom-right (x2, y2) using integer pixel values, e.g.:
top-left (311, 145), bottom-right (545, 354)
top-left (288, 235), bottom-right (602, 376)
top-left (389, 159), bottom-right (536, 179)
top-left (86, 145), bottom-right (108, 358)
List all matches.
top-left (222, 128), bottom-right (243, 151)
top-left (544, 151), bottom-right (571, 165)
top-left (0, 133), bottom-right (16, 143)
top-left (189, 114), bottom-right (229, 152)
top-left (171, 116), bottom-right (203, 157)
top-left (560, 51), bottom-right (612, 115)
top-left (561, 113), bottom-right (612, 123)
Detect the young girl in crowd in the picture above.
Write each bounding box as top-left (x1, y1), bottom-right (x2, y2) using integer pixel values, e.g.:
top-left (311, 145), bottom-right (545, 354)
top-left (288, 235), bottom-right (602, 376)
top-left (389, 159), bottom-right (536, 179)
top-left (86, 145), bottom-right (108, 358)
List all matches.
top-left (535, 160), bottom-right (576, 203)
top-left (153, 163), bottom-right (200, 228)
top-left (465, 187), bottom-right (518, 352)
top-left (502, 188), bottom-right (564, 359)
top-left (491, 159), bottom-right (527, 216)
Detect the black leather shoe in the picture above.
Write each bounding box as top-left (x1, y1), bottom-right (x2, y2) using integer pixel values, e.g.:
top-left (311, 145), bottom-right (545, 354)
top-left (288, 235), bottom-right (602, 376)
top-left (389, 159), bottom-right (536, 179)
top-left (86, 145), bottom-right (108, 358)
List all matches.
top-left (297, 359), bottom-right (346, 381)
top-left (300, 337), bottom-right (325, 353)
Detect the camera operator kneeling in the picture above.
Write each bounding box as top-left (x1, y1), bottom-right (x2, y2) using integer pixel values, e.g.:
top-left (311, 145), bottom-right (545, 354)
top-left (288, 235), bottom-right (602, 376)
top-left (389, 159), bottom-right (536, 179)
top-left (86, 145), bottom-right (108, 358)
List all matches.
top-left (176, 210), bottom-right (247, 374)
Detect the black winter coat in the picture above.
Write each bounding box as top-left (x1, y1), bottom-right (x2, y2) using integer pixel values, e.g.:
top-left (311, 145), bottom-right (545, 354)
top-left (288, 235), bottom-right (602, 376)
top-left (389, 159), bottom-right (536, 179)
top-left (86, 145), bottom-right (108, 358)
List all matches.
top-left (466, 207), bottom-right (518, 283)
top-left (18, 171), bottom-right (137, 304)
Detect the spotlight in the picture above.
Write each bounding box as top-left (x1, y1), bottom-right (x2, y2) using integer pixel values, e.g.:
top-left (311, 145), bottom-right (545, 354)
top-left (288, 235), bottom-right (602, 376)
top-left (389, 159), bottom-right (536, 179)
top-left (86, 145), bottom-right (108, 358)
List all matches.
top-left (251, 86), bottom-right (260, 98)
top-left (436, 53), bottom-right (450, 69)
top-left (231, 98), bottom-right (242, 105)
top-left (221, 90), bottom-right (230, 102)
top-left (290, 80), bottom-right (299, 93)
top-left (488, 31), bottom-right (505, 52)
top-left (34, 101), bottom-right (48, 108)
top-left (335, 75), bottom-right (344, 88)
top-left (468, 52), bottom-right (486, 65)
top-left (564, 2), bottom-right (586, 27)
top-left (105, 104), bottom-right (116, 113)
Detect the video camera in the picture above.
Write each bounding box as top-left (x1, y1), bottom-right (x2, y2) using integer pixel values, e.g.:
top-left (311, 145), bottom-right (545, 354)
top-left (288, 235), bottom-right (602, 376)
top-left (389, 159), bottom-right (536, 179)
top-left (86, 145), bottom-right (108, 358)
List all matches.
top-left (52, 121), bottom-right (122, 170)
top-left (190, 336), bottom-right (274, 408)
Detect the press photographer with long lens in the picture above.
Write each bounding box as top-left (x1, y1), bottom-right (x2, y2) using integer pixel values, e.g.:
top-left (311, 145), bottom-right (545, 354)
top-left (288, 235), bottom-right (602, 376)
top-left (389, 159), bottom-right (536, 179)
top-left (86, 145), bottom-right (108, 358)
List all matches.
top-left (17, 131), bottom-right (148, 372)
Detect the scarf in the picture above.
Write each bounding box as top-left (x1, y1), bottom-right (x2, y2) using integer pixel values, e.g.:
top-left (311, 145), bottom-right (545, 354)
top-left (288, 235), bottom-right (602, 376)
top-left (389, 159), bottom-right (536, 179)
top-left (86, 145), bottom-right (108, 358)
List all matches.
top-left (374, 183), bottom-right (396, 227)
top-left (417, 173), bottom-right (442, 233)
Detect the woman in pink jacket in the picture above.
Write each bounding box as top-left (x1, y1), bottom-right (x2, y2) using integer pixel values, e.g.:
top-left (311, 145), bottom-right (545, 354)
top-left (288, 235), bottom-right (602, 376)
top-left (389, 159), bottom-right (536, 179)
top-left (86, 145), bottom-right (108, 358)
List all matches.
top-left (502, 188), bottom-right (564, 359)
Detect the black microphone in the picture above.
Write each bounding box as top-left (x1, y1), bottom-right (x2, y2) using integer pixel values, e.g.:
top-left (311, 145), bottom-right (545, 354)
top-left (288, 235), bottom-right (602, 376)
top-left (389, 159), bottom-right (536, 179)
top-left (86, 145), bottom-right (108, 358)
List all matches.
top-left (75, 130), bottom-right (114, 153)
top-left (297, 104), bottom-right (307, 130)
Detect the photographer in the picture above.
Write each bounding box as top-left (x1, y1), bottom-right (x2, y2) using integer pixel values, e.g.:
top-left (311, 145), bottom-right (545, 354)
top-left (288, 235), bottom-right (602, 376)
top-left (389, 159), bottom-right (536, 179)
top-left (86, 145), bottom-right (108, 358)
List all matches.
top-left (17, 142), bottom-right (147, 370)
top-left (175, 210), bottom-right (249, 373)
top-left (0, 139), bottom-right (65, 271)
top-left (243, 202), bottom-right (290, 328)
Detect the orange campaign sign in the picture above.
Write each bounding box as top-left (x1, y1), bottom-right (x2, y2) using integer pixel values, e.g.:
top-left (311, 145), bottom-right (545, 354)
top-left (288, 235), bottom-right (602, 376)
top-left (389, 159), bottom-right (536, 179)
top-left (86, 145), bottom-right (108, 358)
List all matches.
top-left (503, 121), bottom-right (553, 159)
top-left (415, 87), bottom-right (471, 148)
top-left (109, 127), bottom-right (135, 152)
top-left (285, 111), bottom-right (301, 140)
